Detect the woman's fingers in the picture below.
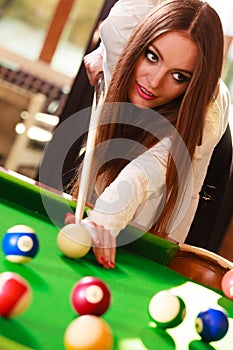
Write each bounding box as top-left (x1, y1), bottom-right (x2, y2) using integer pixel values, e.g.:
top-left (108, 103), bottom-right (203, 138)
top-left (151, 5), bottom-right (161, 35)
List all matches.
top-left (82, 220), bottom-right (102, 248)
top-left (64, 212), bottom-right (75, 225)
top-left (83, 50), bottom-right (103, 86)
top-left (83, 220), bottom-right (116, 269)
top-left (63, 216), bottom-right (116, 269)
top-left (102, 233), bottom-right (116, 268)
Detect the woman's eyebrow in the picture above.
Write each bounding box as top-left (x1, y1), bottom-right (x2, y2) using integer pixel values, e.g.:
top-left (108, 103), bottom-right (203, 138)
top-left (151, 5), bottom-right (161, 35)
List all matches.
top-left (150, 44), bottom-right (193, 76)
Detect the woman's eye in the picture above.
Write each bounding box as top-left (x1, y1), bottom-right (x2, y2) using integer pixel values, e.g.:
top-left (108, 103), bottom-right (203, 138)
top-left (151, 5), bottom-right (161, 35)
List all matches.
top-left (145, 49), bottom-right (158, 63)
top-left (173, 72), bottom-right (190, 83)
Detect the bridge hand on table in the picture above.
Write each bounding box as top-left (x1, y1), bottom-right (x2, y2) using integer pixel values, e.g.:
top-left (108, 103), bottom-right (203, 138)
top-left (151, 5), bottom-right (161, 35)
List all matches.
top-left (65, 213), bottom-right (116, 269)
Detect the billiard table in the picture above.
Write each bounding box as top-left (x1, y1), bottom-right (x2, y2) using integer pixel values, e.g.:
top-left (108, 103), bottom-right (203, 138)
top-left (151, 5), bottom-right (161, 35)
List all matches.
top-left (0, 169), bottom-right (233, 350)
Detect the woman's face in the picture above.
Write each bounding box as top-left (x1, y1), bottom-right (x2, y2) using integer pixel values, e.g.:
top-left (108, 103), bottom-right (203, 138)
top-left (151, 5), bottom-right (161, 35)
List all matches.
top-left (128, 31), bottom-right (198, 109)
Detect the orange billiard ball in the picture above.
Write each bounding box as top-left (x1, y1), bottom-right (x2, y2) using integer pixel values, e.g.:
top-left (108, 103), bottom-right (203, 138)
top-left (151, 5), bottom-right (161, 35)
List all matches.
top-left (64, 315), bottom-right (113, 350)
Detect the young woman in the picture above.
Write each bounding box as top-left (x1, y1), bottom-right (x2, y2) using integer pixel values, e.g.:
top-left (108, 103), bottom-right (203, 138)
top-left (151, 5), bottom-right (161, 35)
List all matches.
top-left (69, 0), bottom-right (231, 268)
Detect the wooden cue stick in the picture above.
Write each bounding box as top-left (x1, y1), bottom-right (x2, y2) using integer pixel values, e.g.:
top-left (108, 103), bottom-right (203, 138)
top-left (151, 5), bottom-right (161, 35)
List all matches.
top-left (75, 73), bottom-right (105, 221)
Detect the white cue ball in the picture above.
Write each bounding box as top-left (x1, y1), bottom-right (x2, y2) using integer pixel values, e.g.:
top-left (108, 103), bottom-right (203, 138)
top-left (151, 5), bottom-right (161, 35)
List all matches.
top-left (57, 223), bottom-right (91, 259)
top-left (148, 290), bottom-right (186, 328)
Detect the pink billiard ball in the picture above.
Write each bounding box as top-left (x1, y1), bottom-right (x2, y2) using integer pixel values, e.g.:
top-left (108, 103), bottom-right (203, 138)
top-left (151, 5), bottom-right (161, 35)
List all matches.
top-left (71, 276), bottom-right (111, 316)
top-left (0, 272), bottom-right (32, 318)
top-left (221, 269), bottom-right (233, 299)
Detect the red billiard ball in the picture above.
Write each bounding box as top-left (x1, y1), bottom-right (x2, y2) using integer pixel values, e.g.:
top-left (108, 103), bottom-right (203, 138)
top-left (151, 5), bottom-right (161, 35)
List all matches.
top-left (221, 269), bottom-right (233, 299)
top-left (64, 315), bottom-right (113, 350)
top-left (0, 271), bottom-right (32, 318)
top-left (70, 276), bottom-right (111, 316)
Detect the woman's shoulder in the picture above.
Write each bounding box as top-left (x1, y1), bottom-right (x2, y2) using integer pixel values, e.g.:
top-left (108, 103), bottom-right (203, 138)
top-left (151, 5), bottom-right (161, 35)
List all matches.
top-left (100, 0), bottom-right (158, 34)
top-left (214, 79), bottom-right (231, 112)
top-left (206, 80), bottom-right (231, 135)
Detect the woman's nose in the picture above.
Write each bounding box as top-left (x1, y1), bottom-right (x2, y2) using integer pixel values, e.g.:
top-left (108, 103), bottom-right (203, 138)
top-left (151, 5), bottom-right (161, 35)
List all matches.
top-left (149, 69), bottom-right (165, 89)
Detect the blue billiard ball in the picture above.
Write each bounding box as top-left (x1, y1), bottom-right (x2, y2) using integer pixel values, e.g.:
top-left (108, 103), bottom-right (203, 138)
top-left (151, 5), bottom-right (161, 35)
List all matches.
top-left (2, 225), bottom-right (39, 263)
top-left (195, 308), bottom-right (229, 342)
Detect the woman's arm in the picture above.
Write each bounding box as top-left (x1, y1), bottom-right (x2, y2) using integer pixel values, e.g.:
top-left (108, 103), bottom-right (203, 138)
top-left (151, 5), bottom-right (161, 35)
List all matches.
top-left (83, 138), bottom-right (170, 267)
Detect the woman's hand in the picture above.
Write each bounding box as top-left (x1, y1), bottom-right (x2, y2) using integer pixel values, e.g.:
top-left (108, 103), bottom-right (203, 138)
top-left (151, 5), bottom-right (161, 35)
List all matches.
top-left (64, 213), bottom-right (116, 269)
top-left (83, 49), bottom-right (103, 86)
top-left (82, 220), bottom-right (116, 269)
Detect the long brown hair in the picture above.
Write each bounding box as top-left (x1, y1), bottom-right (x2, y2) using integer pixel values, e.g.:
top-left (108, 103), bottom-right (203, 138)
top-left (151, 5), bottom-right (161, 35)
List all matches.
top-left (72, 0), bottom-right (224, 235)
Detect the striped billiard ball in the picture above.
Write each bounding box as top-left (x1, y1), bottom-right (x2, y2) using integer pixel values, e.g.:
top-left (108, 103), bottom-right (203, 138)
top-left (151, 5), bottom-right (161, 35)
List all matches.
top-left (2, 225), bottom-right (39, 263)
top-left (0, 271), bottom-right (32, 318)
top-left (71, 276), bottom-right (111, 316)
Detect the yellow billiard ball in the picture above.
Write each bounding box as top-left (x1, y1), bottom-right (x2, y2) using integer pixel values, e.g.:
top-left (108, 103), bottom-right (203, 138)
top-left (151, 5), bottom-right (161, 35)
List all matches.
top-left (57, 223), bottom-right (91, 259)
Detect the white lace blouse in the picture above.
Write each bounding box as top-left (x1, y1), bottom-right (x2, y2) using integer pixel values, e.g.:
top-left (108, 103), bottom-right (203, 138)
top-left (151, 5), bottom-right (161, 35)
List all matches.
top-left (86, 81), bottom-right (231, 243)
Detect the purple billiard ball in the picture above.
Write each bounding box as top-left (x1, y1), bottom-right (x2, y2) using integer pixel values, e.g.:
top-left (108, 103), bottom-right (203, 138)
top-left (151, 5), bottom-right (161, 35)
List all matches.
top-left (195, 307), bottom-right (229, 342)
top-left (2, 225), bottom-right (39, 263)
top-left (70, 276), bottom-right (111, 316)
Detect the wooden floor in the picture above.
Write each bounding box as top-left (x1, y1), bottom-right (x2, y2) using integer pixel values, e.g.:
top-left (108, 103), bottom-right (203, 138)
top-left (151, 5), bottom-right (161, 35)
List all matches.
top-left (219, 215), bottom-right (233, 262)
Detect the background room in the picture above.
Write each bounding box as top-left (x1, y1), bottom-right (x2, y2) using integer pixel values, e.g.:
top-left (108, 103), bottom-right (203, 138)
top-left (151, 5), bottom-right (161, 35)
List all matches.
top-left (0, 0), bottom-right (232, 261)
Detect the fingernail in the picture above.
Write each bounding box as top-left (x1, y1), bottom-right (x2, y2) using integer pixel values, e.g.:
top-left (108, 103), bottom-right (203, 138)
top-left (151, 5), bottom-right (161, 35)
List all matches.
top-left (110, 262), bottom-right (115, 268)
top-left (100, 256), bottom-right (106, 264)
top-left (65, 212), bottom-right (73, 220)
top-left (107, 261), bottom-right (113, 268)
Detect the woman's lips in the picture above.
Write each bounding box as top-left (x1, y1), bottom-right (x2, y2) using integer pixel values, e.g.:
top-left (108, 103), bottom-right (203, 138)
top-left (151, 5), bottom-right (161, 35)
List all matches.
top-left (136, 82), bottom-right (156, 100)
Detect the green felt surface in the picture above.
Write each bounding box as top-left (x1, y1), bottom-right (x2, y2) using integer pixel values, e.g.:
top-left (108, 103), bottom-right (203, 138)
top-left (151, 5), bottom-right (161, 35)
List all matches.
top-left (0, 170), bottom-right (233, 350)
top-left (0, 170), bottom-right (179, 266)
